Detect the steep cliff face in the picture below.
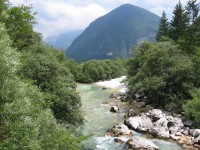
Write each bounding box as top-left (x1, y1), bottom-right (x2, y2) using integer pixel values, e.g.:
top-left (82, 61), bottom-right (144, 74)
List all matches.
top-left (66, 4), bottom-right (160, 61)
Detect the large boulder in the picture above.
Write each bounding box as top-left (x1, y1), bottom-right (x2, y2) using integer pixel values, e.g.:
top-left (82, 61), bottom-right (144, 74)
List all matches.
top-left (125, 116), bottom-right (140, 130)
top-left (154, 117), bottom-right (168, 128)
top-left (125, 114), bottom-right (152, 132)
top-left (107, 123), bottom-right (131, 137)
top-left (149, 127), bottom-right (170, 139)
top-left (138, 114), bottom-right (152, 132)
top-left (172, 117), bottom-right (184, 128)
top-left (147, 109), bottom-right (164, 122)
top-left (126, 137), bottom-right (160, 150)
top-left (110, 105), bottom-right (119, 112)
top-left (194, 135), bottom-right (200, 145)
top-left (169, 126), bottom-right (179, 135)
top-left (193, 129), bottom-right (200, 138)
top-left (184, 120), bottom-right (194, 128)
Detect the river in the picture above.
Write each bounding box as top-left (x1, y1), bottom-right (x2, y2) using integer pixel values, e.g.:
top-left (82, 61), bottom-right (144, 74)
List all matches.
top-left (77, 83), bottom-right (184, 150)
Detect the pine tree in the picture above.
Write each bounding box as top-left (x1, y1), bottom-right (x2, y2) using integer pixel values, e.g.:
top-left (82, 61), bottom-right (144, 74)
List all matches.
top-left (170, 0), bottom-right (190, 41)
top-left (186, 0), bottom-right (200, 24)
top-left (156, 11), bottom-right (169, 41)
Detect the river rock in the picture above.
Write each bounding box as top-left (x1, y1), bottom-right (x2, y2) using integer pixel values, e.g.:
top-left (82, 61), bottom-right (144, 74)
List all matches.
top-left (126, 137), bottom-right (160, 150)
top-left (110, 105), bottom-right (119, 112)
top-left (190, 129), bottom-right (194, 135)
top-left (184, 120), bottom-right (194, 128)
top-left (109, 93), bottom-right (118, 98)
top-left (149, 126), bottom-right (170, 138)
top-left (154, 117), bottom-right (168, 128)
top-left (108, 123), bottom-right (131, 137)
top-left (138, 114), bottom-right (152, 132)
top-left (175, 132), bottom-right (183, 136)
top-left (169, 126), bottom-right (179, 135)
top-left (114, 138), bottom-right (126, 144)
top-left (125, 116), bottom-right (140, 130)
top-left (183, 129), bottom-right (189, 136)
top-left (194, 135), bottom-right (200, 144)
top-left (147, 109), bottom-right (164, 122)
top-left (193, 129), bottom-right (200, 138)
top-left (172, 117), bottom-right (184, 128)
top-left (126, 109), bottom-right (137, 118)
top-left (135, 102), bottom-right (146, 108)
top-left (125, 114), bottom-right (152, 132)
top-left (170, 134), bottom-right (180, 141)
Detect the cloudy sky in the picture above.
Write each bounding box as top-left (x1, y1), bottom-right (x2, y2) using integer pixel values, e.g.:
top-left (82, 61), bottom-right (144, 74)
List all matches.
top-left (10, 0), bottom-right (190, 38)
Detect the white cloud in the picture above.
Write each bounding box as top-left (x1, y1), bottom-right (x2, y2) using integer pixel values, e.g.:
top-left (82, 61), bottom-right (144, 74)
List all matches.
top-left (9, 0), bottom-right (196, 38)
top-left (10, 0), bottom-right (107, 38)
top-left (146, 0), bottom-right (188, 6)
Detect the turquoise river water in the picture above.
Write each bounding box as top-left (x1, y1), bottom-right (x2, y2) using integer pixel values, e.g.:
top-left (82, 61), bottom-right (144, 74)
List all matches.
top-left (77, 84), bottom-right (184, 150)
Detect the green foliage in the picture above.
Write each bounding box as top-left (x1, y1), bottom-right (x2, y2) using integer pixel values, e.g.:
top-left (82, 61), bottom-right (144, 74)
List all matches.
top-left (0, 2), bottom-right (42, 50)
top-left (156, 11), bottom-right (169, 41)
top-left (5, 5), bottom-right (42, 49)
top-left (127, 41), bottom-right (197, 110)
top-left (0, 24), bottom-right (84, 150)
top-left (184, 89), bottom-right (200, 127)
top-left (0, 0), bottom-right (9, 17)
top-left (20, 44), bottom-right (82, 125)
top-left (74, 59), bottom-right (126, 83)
top-left (170, 1), bottom-right (189, 41)
top-left (185, 0), bottom-right (200, 24)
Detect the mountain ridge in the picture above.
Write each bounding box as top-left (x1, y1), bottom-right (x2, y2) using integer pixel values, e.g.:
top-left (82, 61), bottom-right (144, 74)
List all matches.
top-left (66, 4), bottom-right (160, 61)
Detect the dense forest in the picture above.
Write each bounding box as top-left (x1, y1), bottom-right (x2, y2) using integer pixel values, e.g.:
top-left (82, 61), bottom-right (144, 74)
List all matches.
top-left (127, 0), bottom-right (200, 126)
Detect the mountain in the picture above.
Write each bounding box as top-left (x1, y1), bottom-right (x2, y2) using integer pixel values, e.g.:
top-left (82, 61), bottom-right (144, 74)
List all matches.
top-left (66, 4), bottom-right (160, 61)
top-left (44, 30), bottom-right (82, 50)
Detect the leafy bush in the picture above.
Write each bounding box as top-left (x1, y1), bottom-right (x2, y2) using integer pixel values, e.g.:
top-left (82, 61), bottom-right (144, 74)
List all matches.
top-left (20, 44), bottom-right (82, 124)
top-left (127, 41), bottom-right (197, 110)
top-left (184, 89), bottom-right (200, 127)
top-left (0, 24), bottom-right (84, 149)
top-left (75, 59), bottom-right (126, 83)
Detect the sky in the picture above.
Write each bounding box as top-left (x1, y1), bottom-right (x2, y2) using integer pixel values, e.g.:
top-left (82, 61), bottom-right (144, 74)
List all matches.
top-left (10, 0), bottom-right (192, 38)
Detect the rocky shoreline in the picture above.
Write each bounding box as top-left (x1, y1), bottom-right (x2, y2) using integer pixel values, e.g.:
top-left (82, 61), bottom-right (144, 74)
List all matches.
top-left (107, 92), bottom-right (200, 150)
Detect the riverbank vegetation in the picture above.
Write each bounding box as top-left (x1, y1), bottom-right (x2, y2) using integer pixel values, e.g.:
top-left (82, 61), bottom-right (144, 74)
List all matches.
top-left (0, 1), bottom-right (86, 149)
top-left (66, 59), bottom-right (126, 83)
top-left (127, 0), bottom-right (200, 126)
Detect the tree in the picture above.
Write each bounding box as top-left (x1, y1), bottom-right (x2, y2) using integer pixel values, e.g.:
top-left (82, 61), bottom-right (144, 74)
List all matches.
top-left (127, 41), bottom-right (197, 111)
top-left (0, 23), bottom-right (84, 150)
top-left (184, 89), bottom-right (200, 127)
top-left (170, 1), bottom-right (189, 41)
top-left (20, 44), bottom-right (82, 125)
top-left (4, 4), bottom-right (42, 49)
top-left (156, 11), bottom-right (169, 41)
top-left (0, 0), bottom-right (9, 16)
top-left (186, 0), bottom-right (200, 24)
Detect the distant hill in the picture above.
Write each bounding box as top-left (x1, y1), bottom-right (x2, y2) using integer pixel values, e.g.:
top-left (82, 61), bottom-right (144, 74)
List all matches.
top-left (66, 4), bottom-right (160, 61)
top-left (44, 30), bottom-right (82, 50)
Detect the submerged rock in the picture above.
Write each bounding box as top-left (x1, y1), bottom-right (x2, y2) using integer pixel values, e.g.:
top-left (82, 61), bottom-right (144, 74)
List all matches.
top-left (110, 105), bottom-right (120, 112)
top-left (114, 138), bottom-right (127, 144)
top-left (107, 123), bottom-right (131, 137)
top-left (126, 137), bottom-right (160, 150)
top-left (126, 109), bottom-right (137, 117)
